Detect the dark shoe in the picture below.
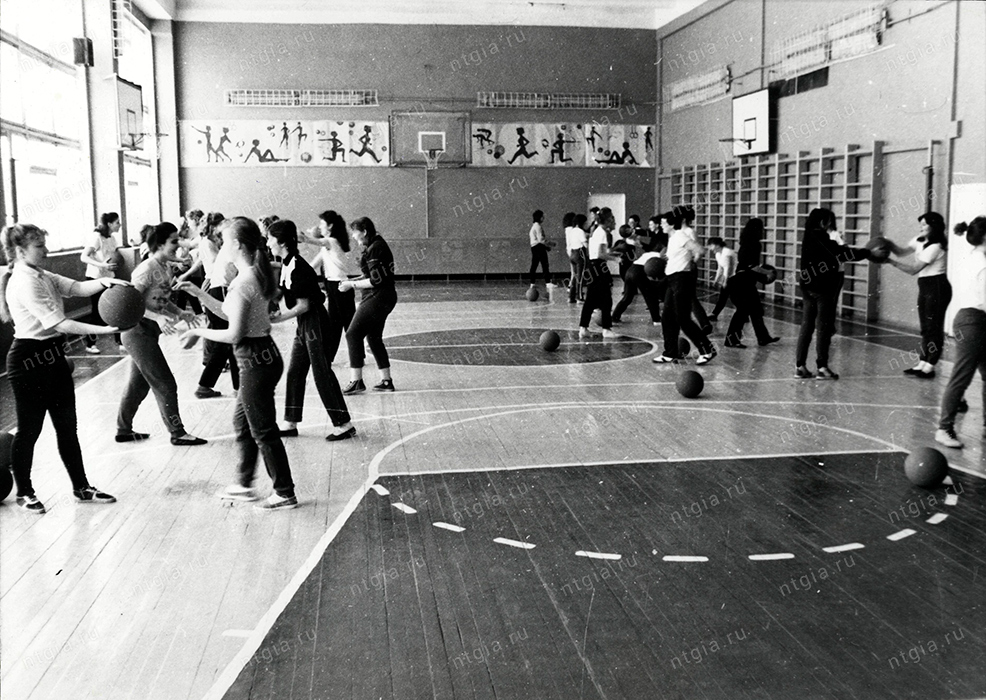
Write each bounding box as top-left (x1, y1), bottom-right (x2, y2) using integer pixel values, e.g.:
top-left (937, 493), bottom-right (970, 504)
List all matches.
top-left (758, 336), bottom-right (781, 346)
top-left (278, 427), bottom-right (299, 438)
top-left (795, 366), bottom-right (814, 379)
top-left (115, 431), bottom-right (150, 443)
top-left (957, 398), bottom-right (969, 413)
top-left (194, 387), bottom-right (222, 399)
top-left (903, 366), bottom-right (922, 376)
top-left (816, 367), bottom-right (839, 380)
top-left (914, 369), bottom-right (935, 379)
top-left (170, 433), bottom-right (207, 446)
top-left (342, 379), bottom-right (366, 395)
top-left (16, 495), bottom-right (46, 514)
top-left (372, 379), bottom-right (395, 392)
top-left (74, 487), bottom-right (116, 504)
top-left (326, 426), bottom-right (357, 442)
top-left (724, 341), bottom-right (747, 349)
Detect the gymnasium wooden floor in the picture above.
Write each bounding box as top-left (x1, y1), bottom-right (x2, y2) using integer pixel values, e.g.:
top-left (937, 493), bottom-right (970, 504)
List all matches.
top-left (1, 281), bottom-right (984, 700)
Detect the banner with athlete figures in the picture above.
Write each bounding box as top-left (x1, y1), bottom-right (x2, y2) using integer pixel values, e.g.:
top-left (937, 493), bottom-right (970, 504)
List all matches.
top-left (179, 120), bottom-right (389, 167)
top-left (471, 123), bottom-right (652, 167)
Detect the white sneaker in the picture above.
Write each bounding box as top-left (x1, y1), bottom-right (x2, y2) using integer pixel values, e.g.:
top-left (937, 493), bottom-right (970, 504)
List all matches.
top-left (546, 283), bottom-right (557, 288)
top-left (255, 494), bottom-right (298, 511)
top-left (85, 346), bottom-right (100, 355)
top-left (217, 484), bottom-right (258, 501)
top-left (601, 329), bottom-right (619, 338)
top-left (935, 429), bottom-right (964, 449)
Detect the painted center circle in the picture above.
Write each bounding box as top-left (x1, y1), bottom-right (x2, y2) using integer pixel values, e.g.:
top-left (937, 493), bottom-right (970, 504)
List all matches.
top-left (386, 327), bottom-right (653, 366)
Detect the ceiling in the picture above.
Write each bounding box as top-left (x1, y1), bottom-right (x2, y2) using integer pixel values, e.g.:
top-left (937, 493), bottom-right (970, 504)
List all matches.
top-left (135, 0), bottom-right (709, 29)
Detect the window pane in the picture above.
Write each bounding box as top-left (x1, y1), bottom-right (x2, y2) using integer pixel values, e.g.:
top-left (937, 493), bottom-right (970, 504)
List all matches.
top-left (0, 42), bottom-right (24, 124)
top-left (7, 0), bottom-right (81, 64)
top-left (124, 158), bottom-right (159, 237)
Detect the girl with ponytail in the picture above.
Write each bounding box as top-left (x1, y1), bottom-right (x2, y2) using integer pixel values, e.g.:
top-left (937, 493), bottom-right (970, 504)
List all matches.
top-left (2, 223), bottom-right (125, 513)
top-left (178, 217), bottom-right (298, 510)
top-left (80, 212), bottom-right (122, 353)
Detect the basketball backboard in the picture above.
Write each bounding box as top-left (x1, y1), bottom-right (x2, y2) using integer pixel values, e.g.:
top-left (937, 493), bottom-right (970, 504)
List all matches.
top-left (729, 88), bottom-right (772, 157)
top-left (390, 111), bottom-right (470, 167)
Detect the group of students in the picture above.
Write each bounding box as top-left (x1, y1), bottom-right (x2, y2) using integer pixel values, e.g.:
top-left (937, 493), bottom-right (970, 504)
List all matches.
top-left (0, 209), bottom-right (400, 514)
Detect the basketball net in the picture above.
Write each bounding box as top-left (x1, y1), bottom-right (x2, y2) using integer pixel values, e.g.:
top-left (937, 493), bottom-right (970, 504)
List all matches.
top-left (423, 149), bottom-right (443, 170)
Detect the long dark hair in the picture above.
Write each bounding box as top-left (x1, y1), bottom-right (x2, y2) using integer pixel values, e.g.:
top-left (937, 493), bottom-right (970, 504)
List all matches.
top-left (225, 217), bottom-right (276, 300)
top-left (319, 210), bottom-right (350, 252)
top-left (350, 216), bottom-right (378, 242)
top-left (147, 222), bottom-right (178, 253)
top-left (203, 211), bottom-right (225, 245)
top-left (266, 219), bottom-right (299, 257)
top-left (805, 208), bottom-right (837, 239)
top-left (179, 209), bottom-right (203, 237)
top-left (1, 223), bottom-right (47, 323)
top-left (955, 217), bottom-right (986, 247)
top-left (738, 217), bottom-right (765, 269)
top-left (918, 211), bottom-right (947, 250)
top-left (95, 212), bottom-right (119, 238)
top-left (562, 212), bottom-right (575, 228)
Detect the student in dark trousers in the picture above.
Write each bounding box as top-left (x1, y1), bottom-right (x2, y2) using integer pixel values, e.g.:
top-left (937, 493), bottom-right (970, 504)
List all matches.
top-left (0, 223), bottom-right (121, 514)
top-left (80, 211), bottom-right (122, 353)
top-left (179, 217), bottom-right (297, 510)
top-left (579, 207), bottom-right (620, 339)
top-left (192, 212), bottom-right (240, 398)
top-left (340, 217), bottom-right (398, 394)
top-left (795, 207), bottom-right (874, 380)
top-left (707, 236), bottom-right (736, 321)
top-left (679, 207), bottom-right (713, 334)
top-left (933, 217), bottom-right (985, 449)
top-left (528, 209), bottom-right (554, 290)
top-left (723, 220), bottom-right (780, 348)
top-left (116, 222), bottom-right (207, 446)
top-left (266, 220), bottom-right (356, 441)
top-left (306, 210), bottom-right (356, 363)
top-left (612, 236), bottom-right (663, 324)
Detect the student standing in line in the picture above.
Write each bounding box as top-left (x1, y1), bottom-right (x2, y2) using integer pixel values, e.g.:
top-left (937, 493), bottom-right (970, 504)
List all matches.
top-left (795, 207), bottom-right (874, 379)
top-left (80, 212), bottom-right (122, 353)
top-left (564, 212), bottom-right (587, 304)
top-left (341, 217), bottom-right (398, 394)
top-left (653, 209), bottom-right (716, 364)
top-left (722, 220), bottom-right (780, 348)
top-left (528, 209), bottom-right (554, 290)
top-left (1, 223), bottom-right (122, 514)
top-left (266, 220), bottom-right (356, 442)
top-left (707, 236), bottom-right (737, 323)
top-left (305, 210), bottom-right (357, 362)
top-left (178, 217), bottom-right (298, 510)
top-left (116, 222), bottom-right (207, 446)
top-left (578, 207), bottom-right (620, 339)
top-left (933, 217), bottom-right (985, 449)
top-left (884, 212), bottom-right (951, 379)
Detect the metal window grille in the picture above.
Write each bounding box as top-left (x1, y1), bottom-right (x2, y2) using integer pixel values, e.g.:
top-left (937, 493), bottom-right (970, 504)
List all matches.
top-left (475, 92), bottom-right (620, 109)
top-left (772, 2), bottom-right (885, 79)
top-left (224, 89), bottom-right (379, 107)
top-left (663, 67), bottom-right (731, 112)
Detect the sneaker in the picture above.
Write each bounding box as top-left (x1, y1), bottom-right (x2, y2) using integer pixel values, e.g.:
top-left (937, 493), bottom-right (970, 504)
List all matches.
top-left (795, 366), bottom-right (814, 379)
top-left (117, 344), bottom-right (126, 354)
top-left (326, 425), bottom-right (357, 442)
top-left (115, 431), bottom-right (150, 443)
top-left (217, 484), bottom-right (258, 501)
top-left (696, 349), bottom-right (717, 365)
top-left (652, 355), bottom-right (678, 363)
top-left (73, 487), bottom-right (116, 504)
top-left (372, 379), bottom-right (396, 392)
top-left (816, 367), bottom-right (839, 380)
top-left (85, 346), bottom-right (100, 355)
top-left (578, 327), bottom-right (598, 339)
top-left (16, 495), bottom-right (46, 514)
top-left (194, 387), bottom-right (222, 399)
top-left (342, 379), bottom-right (366, 395)
top-left (601, 329), bottom-right (619, 339)
top-left (546, 283), bottom-right (558, 288)
top-left (255, 494), bottom-right (298, 511)
top-left (170, 433), bottom-right (207, 446)
top-left (935, 428), bottom-right (964, 449)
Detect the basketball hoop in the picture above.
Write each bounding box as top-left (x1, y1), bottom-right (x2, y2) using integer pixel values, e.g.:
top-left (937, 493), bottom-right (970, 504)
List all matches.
top-left (423, 148), bottom-right (443, 170)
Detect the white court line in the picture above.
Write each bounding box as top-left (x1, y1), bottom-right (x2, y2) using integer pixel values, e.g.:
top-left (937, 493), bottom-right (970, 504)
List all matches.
top-left (822, 543), bottom-right (865, 553)
top-left (887, 529), bottom-right (917, 541)
top-left (202, 471), bottom-right (379, 700)
top-left (493, 537), bottom-right (536, 550)
top-left (575, 550), bottom-right (621, 561)
top-left (663, 555), bottom-right (708, 563)
top-left (748, 553), bottom-right (795, 561)
top-left (927, 513), bottom-right (949, 525)
top-left (945, 494), bottom-right (959, 506)
top-left (433, 522), bottom-right (465, 533)
top-left (221, 630), bottom-right (253, 638)
top-left (387, 339), bottom-right (645, 351)
top-left (943, 476), bottom-right (954, 486)
top-left (392, 503), bottom-right (417, 514)
top-left (370, 484), bottom-right (389, 496)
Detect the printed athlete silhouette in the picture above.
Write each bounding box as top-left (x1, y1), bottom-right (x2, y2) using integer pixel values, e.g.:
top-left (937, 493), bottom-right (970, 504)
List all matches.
top-left (549, 131), bottom-right (576, 164)
top-left (191, 125), bottom-right (217, 162)
top-left (319, 131), bottom-right (346, 162)
top-left (245, 139), bottom-right (287, 163)
top-left (507, 127), bottom-right (538, 164)
top-left (349, 126), bottom-right (380, 163)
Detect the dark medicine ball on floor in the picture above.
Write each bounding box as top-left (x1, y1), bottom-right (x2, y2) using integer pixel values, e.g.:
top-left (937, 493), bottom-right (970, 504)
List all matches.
top-left (676, 370), bottom-right (704, 398)
top-left (525, 287), bottom-right (540, 302)
top-left (539, 330), bottom-right (561, 352)
top-left (0, 432), bottom-right (13, 502)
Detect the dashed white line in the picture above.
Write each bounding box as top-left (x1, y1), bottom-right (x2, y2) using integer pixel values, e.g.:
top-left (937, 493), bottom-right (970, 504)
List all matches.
top-left (887, 529), bottom-right (917, 541)
top-left (575, 551), bottom-right (622, 561)
top-left (221, 630), bottom-right (253, 638)
top-left (822, 543), bottom-right (865, 553)
top-left (371, 484), bottom-right (390, 496)
top-left (392, 503), bottom-right (417, 514)
top-left (662, 555), bottom-right (709, 563)
top-left (433, 522), bottom-right (465, 532)
top-left (493, 537), bottom-right (536, 550)
top-left (943, 476), bottom-right (954, 486)
top-left (926, 513), bottom-right (949, 525)
top-left (748, 553), bottom-right (795, 561)
top-left (945, 494), bottom-right (959, 506)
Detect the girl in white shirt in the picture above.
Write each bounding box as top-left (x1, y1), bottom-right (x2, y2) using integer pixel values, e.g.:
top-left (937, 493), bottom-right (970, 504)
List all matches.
top-left (1, 223), bottom-right (125, 513)
top-left (886, 212), bottom-right (951, 378)
top-left (306, 210), bottom-right (356, 363)
top-left (79, 212), bottom-right (121, 353)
